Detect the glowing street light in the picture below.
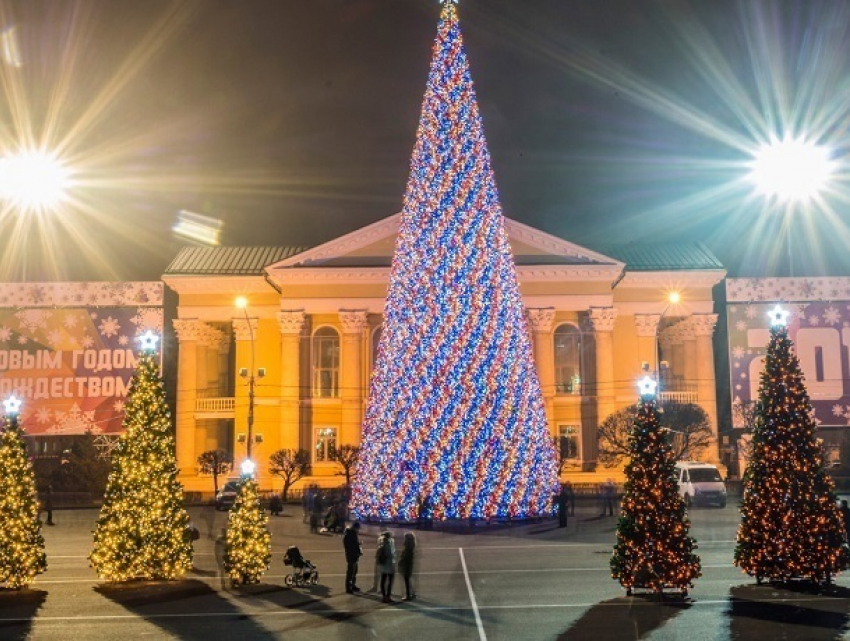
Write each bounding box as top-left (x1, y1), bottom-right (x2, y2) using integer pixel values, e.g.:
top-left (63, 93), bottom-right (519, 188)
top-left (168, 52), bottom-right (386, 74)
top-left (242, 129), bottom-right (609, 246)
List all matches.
top-left (748, 135), bottom-right (834, 203)
top-left (0, 148), bottom-right (70, 214)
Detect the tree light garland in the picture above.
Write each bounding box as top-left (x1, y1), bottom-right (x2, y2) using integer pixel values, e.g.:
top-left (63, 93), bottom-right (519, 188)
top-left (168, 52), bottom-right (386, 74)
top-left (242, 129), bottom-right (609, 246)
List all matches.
top-left (350, 1), bottom-right (558, 521)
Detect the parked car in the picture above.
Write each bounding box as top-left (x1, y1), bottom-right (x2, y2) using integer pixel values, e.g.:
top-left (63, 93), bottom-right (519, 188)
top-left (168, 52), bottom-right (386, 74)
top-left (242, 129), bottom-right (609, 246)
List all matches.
top-left (215, 480), bottom-right (240, 511)
top-left (674, 461), bottom-right (727, 508)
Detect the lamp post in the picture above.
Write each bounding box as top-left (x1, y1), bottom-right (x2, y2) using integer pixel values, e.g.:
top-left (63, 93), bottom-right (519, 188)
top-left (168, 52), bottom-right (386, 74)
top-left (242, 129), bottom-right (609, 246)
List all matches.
top-left (235, 297), bottom-right (263, 465)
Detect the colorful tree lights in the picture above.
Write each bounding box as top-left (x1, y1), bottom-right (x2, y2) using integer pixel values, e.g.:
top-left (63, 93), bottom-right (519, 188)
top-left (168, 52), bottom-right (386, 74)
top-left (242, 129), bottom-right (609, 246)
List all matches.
top-left (611, 382), bottom-right (700, 595)
top-left (734, 308), bottom-right (847, 584)
top-left (0, 399), bottom-right (47, 589)
top-left (350, 1), bottom-right (558, 521)
top-left (224, 475), bottom-right (271, 586)
top-left (90, 336), bottom-right (193, 582)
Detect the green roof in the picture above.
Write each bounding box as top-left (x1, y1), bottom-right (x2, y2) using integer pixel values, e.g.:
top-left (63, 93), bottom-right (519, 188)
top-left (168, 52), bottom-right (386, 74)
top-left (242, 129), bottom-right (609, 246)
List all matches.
top-left (164, 246), bottom-right (307, 276)
top-left (601, 242), bottom-right (723, 271)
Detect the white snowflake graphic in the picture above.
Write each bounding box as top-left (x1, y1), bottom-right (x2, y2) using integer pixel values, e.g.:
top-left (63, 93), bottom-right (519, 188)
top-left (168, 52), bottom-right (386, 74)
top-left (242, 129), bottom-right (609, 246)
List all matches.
top-left (35, 408), bottom-right (51, 424)
top-left (834, 404), bottom-right (845, 417)
top-left (736, 320), bottom-right (748, 332)
top-left (17, 335), bottom-right (27, 345)
top-left (735, 384), bottom-right (742, 391)
top-left (745, 307), bottom-right (759, 319)
top-left (740, 372), bottom-right (748, 379)
top-left (46, 329), bottom-right (63, 346)
top-left (130, 308), bottom-right (163, 333)
top-left (0, 326), bottom-right (11, 342)
top-left (15, 309), bottom-right (52, 333)
top-left (81, 335), bottom-right (94, 348)
top-left (808, 314), bottom-right (820, 326)
top-left (118, 335), bottom-right (129, 346)
top-left (113, 399), bottom-right (125, 413)
top-left (823, 306), bottom-right (841, 326)
top-left (732, 346), bottom-right (745, 359)
top-left (47, 403), bottom-right (100, 434)
top-left (62, 314), bottom-right (79, 329)
top-left (90, 312), bottom-right (98, 319)
top-left (98, 316), bottom-right (121, 338)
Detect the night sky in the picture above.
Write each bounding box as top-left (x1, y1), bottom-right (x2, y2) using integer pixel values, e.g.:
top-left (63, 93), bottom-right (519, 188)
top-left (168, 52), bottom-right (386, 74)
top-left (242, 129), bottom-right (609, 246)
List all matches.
top-left (1, 0), bottom-right (849, 281)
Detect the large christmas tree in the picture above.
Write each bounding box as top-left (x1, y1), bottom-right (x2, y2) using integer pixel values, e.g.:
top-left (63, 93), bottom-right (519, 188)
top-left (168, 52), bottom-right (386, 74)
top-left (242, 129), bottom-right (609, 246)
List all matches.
top-left (90, 332), bottom-right (193, 582)
top-left (350, 0), bottom-right (559, 521)
top-left (224, 468), bottom-right (271, 586)
top-left (735, 307), bottom-right (846, 584)
top-left (0, 397), bottom-right (46, 589)
top-left (611, 378), bottom-right (701, 596)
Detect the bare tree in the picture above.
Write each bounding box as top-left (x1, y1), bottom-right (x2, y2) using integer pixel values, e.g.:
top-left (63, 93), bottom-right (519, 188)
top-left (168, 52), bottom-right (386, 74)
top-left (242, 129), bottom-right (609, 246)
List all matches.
top-left (553, 435), bottom-right (578, 475)
top-left (731, 399), bottom-right (760, 463)
top-left (597, 403), bottom-right (713, 466)
top-left (269, 449), bottom-right (311, 501)
top-left (197, 449), bottom-right (232, 495)
top-left (329, 444), bottom-right (360, 486)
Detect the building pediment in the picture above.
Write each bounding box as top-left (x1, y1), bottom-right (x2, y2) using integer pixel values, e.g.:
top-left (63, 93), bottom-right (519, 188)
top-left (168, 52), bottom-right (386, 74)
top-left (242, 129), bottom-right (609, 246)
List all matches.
top-left (265, 212), bottom-right (625, 287)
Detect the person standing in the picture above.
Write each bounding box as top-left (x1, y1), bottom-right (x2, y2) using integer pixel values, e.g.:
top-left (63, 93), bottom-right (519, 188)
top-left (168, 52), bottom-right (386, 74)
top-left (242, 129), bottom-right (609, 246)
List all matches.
top-left (397, 531), bottom-right (416, 601)
top-left (840, 500), bottom-right (850, 542)
top-left (342, 521), bottom-right (363, 594)
top-left (44, 485), bottom-right (55, 526)
top-left (601, 479), bottom-right (616, 517)
top-left (557, 485), bottom-right (569, 528)
top-left (378, 530), bottom-right (397, 603)
top-left (564, 480), bottom-right (576, 517)
top-left (214, 527), bottom-right (227, 590)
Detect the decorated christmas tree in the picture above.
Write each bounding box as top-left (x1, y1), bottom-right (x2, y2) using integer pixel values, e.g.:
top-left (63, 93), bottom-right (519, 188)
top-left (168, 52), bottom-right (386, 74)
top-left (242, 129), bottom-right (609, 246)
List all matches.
top-left (611, 378), bottom-right (701, 596)
top-left (224, 464), bottom-right (271, 586)
top-left (90, 332), bottom-right (193, 582)
top-left (0, 397), bottom-right (46, 589)
top-left (350, 0), bottom-right (558, 521)
top-left (735, 306), bottom-right (846, 584)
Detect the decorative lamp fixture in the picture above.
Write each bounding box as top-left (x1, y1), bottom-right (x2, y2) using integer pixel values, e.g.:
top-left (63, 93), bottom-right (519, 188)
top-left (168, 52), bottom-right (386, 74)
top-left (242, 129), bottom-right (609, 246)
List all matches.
top-left (2, 395), bottom-right (22, 415)
top-left (637, 376), bottom-right (658, 397)
top-left (768, 305), bottom-right (790, 328)
top-left (137, 330), bottom-right (160, 351)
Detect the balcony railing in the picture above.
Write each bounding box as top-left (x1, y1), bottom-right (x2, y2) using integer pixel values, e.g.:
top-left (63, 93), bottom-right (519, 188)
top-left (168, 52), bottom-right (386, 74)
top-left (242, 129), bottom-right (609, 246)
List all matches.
top-left (195, 397), bottom-right (236, 418)
top-left (659, 390), bottom-right (699, 405)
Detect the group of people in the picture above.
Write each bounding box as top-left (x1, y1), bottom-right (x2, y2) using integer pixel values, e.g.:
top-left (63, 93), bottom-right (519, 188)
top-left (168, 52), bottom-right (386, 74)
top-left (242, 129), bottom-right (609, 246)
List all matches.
top-left (555, 479), bottom-right (619, 527)
top-left (303, 485), bottom-right (349, 534)
top-left (343, 522), bottom-right (417, 603)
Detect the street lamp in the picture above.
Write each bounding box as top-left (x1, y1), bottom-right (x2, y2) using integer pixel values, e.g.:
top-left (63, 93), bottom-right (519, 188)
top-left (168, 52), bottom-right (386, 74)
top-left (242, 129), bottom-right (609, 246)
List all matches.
top-left (0, 148), bottom-right (70, 214)
top-left (235, 296), bottom-right (264, 464)
top-left (652, 291), bottom-right (681, 387)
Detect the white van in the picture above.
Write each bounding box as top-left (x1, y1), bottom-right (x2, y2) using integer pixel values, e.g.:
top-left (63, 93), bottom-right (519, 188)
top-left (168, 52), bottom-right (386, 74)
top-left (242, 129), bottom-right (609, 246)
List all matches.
top-left (674, 462), bottom-right (727, 508)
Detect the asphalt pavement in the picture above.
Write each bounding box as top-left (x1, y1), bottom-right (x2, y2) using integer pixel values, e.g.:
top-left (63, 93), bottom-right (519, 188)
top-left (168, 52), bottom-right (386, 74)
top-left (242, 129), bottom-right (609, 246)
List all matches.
top-left (3, 499), bottom-right (850, 640)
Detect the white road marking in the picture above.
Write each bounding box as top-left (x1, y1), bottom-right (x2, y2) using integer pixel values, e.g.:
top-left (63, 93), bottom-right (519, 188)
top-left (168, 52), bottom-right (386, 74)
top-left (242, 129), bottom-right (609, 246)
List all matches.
top-left (459, 547), bottom-right (487, 641)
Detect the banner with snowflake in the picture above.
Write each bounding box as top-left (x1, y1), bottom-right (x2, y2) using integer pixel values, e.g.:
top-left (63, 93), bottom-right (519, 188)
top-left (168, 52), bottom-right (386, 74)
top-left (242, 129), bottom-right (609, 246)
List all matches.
top-left (727, 279), bottom-right (850, 427)
top-left (0, 295), bottom-right (163, 435)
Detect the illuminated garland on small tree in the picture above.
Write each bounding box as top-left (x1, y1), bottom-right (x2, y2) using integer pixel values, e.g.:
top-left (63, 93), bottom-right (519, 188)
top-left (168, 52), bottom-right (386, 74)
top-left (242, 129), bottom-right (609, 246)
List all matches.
top-left (0, 397), bottom-right (47, 589)
top-left (611, 378), bottom-right (701, 596)
top-left (350, 0), bottom-right (558, 522)
top-left (224, 470), bottom-right (271, 586)
top-left (735, 307), bottom-right (847, 585)
top-left (90, 332), bottom-right (193, 582)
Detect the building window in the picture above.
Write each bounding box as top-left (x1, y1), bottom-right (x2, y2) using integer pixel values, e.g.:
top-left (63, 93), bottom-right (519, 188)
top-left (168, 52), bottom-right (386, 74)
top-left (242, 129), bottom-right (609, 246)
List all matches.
top-left (314, 427), bottom-right (338, 463)
top-left (312, 327), bottom-right (340, 398)
top-left (558, 425), bottom-right (580, 460)
top-left (554, 324), bottom-right (582, 395)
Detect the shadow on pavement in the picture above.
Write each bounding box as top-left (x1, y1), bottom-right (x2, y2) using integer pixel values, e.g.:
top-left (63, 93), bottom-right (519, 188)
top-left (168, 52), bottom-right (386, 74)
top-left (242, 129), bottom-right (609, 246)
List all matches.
top-left (95, 579), bottom-right (276, 640)
top-left (728, 583), bottom-right (850, 640)
top-left (0, 588), bottom-right (47, 641)
top-left (557, 595), bottom-right (691, 640)
top-left (247, 582), bottom-right (375, 633)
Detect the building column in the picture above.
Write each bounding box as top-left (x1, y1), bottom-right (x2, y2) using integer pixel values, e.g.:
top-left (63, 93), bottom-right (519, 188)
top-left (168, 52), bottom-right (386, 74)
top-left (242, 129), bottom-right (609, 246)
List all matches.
top-left (232, 317), bottom-right (260, 472)
top-left (692, 314), bottom-right (719, 462)
top-left (277, 311), bottom-right (306, 452)
top-left (681, 319), bottom-right (698, 387)
top-left (634, 314), bottom-right (661, 373)
top-left (173, 319), bottom-right (203, 476)
top-left (526, 308), bottom-right (556, 430)
top-left (587, 307), bottom-right (618, 469)
top-left (339, 310), bottom-right (369, 446)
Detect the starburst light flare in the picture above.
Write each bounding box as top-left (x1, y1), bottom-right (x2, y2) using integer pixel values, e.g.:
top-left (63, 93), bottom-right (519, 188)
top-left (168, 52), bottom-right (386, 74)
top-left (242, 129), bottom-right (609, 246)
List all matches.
top-left (748, 136), bottom-right (834, 203)
top-left (0, 148), bottom-right (70, 215)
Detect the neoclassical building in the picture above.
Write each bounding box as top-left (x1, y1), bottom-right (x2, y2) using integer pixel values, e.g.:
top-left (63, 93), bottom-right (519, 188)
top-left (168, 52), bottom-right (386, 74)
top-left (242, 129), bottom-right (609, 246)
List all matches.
top-left (163, 214), bottom-right (725, 491)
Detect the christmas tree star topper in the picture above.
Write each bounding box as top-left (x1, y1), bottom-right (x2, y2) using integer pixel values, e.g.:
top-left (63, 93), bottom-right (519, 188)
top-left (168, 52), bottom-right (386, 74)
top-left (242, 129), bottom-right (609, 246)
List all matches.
top-left (441, 0), bottom-right (458, 5)
top-left (768, 305), bottom-right (790, 327)
top-left (637, 376), bottom-right (658, 396)
top-left (240, 458), bottom-right (256, 477)
top-left (137, 330), bottom-right (160, 351)
top-left (2, 395), bottom-right (22, 415)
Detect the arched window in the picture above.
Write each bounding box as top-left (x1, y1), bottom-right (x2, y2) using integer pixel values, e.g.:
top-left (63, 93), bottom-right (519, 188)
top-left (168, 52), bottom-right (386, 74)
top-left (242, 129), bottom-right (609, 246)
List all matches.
top-left (554, 324), bottom-right (582, 395)
top-left (312, 327), bottom-right (340, 398)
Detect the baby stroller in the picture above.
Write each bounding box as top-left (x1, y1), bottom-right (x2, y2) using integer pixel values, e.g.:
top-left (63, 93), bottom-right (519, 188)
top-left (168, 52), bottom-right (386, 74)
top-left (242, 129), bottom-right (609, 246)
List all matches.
top-left (283, 546), bottom-right (319, 587)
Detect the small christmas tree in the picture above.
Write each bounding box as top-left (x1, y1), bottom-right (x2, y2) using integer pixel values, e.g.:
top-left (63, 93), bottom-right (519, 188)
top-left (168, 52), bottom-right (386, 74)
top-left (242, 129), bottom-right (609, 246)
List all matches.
top-left (611, 377), bottom-right (701, 596)
top-left (735, 306), bottom-right (846, 585)
top-left (90, 332), bottom-right (193, 582)
top-left (224, 464), bottom-right (271, 586)
top-left (0, 397), bottom-right (46, 589)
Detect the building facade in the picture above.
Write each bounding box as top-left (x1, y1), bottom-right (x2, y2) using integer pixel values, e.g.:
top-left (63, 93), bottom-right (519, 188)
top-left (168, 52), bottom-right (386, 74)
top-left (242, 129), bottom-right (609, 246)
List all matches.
top-left (162, 214), bottom-right (726, 491)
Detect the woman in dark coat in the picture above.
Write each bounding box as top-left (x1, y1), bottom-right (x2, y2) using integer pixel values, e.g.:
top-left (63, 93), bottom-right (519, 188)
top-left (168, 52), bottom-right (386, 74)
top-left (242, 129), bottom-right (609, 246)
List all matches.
top-left (397, 531), bottom-right (416, 601)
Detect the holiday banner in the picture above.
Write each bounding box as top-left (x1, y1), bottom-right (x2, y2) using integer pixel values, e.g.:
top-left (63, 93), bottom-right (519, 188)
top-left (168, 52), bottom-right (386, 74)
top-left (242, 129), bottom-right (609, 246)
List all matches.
top-left (0, 282), bottom-right (163, 435)
top-left (727, 278), bottom-right (850, 427)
